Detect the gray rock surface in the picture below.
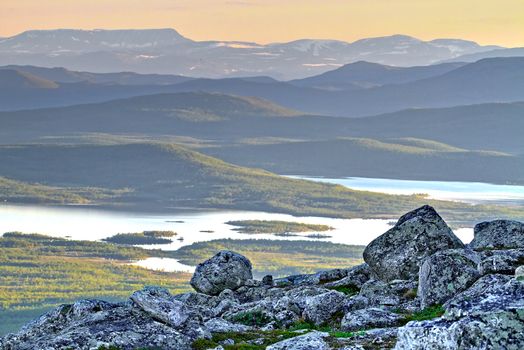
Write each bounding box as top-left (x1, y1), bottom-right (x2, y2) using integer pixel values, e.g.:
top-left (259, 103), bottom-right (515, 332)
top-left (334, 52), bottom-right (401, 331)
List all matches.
top-left (190, 250), bottom-right (253, 295)
top-left (266, 331), bottom-right (330, 350)
top-left (395, 274), bottom-right (524, 349)
top-left (418, 249), bottom-right (480, 308)
top-left (470, 219), bottom-right (524, 250)
top-left (363, 205), bottom-right (464, 282)
top-left (323, 263), bottom-right (372, 289)
top-left (302, 290), bottom-right (347, 326)
top-left (130, 286), bottom-right (198, 328)
top-left (478, 248), bottom-right (524, 275)
top-left (0, 299), bottom-right (193, 350)
top-left (359, 279), bottom-right (400, 306)
top-left (443, 274), bottom-right (523, 319)
top-left (204, 318), bottom-right (251, 333)
top-left (4, 207), bottom-right (524, 350)
top-left (341, 308), bottom-right (403, 331)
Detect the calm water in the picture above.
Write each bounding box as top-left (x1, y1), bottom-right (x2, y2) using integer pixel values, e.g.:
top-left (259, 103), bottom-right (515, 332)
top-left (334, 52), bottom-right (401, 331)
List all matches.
top-left (0, 203), bottom-right (475, 273)
top-left (0, 204), bottom-right (399, 247)
top-left (290, 176), bottom-right (524, 205)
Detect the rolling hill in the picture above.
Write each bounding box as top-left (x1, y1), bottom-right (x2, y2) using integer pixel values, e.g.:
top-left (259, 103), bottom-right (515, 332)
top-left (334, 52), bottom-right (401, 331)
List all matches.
top-left (0, 142), bottom-right (522, 224)
top-left (0, 69), bottom-right (59, 89)
top-left (203, 137), bottom-right (524, 185)
top-left (1, 91), bottom-right (522, 185)
top-left (1, 92), bottom-right (523, 152)
top-left (2, 58), bottom-right (524, 116)
top-left (289, 61), bottom-right (466, 90)
top-left (0, 65), bottom-right (194, 85)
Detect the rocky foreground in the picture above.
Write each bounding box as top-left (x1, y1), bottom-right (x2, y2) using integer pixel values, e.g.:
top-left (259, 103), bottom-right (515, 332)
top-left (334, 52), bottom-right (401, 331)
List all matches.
top-left (1, 205), bottom-right (524, 350)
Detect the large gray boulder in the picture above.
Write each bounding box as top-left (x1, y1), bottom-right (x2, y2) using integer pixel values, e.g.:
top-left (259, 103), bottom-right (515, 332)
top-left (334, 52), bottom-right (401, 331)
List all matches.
top-left (363, 205), bottom-right (464, 282)
top-left (395, 274), bottom-right (524, 350)
top-left (470, 220), bottom-right (524, 250)
top-left (418, 249), bottom-right (480, 308)
top-left (0, 299), bottom-right (193, 350)
top-left (341, 308), bottom-right (403, 331)
top-left (190, 250), bottom-right (253, 295)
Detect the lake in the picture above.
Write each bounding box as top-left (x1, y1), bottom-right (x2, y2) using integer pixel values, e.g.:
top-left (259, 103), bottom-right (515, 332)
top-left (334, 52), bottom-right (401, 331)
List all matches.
top-left (5, 176), bottom-right (509, 272)
top-left (289, 176), bottom-right (524, 205)
top-left (0, 202), bottom-right (474, 272)
top-left (0, 204), bottom-right (399, 247)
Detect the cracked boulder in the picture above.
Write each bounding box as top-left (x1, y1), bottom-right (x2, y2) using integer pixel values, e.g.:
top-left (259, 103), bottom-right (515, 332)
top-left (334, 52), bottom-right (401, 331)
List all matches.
top-left (418, 249), bottom-right (480, 308)
top-left (363, 205), bottom-right (464, 282)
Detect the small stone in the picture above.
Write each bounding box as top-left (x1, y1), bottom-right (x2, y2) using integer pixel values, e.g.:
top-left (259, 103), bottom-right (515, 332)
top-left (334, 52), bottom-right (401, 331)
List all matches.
top-left (263, 275), bottom-right (274, 286)
top-left (341, 308), bottom-right (403, 331)
top-left (323, 263), bottom-right (372, 289)
top-left (267, 331), bottom-right (330, 350)
top-left (516, 266), bottom-right (524, 280)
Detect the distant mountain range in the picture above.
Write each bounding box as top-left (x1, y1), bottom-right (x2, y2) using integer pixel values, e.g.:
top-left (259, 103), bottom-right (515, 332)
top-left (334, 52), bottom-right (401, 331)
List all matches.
top-left (0, 29), bottom-right (507, 79)
top-left (3, 57), bottom-right (524, 117)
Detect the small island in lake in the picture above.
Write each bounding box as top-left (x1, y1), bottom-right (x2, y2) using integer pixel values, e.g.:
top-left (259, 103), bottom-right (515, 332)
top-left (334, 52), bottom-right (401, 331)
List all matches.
top-left (103, 231), bottom-right (177, 245)
top-left (226, 220), bottom-right (333, 235)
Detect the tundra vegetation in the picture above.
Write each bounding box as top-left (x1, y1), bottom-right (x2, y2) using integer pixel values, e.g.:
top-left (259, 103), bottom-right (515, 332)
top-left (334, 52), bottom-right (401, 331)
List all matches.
top-left (226, 220), bottom-right (333, 235)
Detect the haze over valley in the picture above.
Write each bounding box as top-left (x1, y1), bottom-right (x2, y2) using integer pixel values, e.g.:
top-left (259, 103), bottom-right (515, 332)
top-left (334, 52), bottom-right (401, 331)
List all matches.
top-left (1, 17), bottom-right (524, 346)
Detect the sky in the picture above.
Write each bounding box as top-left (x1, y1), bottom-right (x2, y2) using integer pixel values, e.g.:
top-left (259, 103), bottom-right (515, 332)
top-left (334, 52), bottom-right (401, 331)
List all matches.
top-left (1, 0), bottom-right (523, 46)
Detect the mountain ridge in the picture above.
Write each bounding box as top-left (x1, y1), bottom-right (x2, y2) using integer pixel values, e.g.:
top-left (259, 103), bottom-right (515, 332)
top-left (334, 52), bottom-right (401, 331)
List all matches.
top-left (0, 29), bottom-right (503, 79)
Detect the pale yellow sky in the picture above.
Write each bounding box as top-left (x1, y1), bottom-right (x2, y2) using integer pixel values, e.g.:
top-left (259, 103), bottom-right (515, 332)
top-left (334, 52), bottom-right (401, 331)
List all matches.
top-left (1, 0), bottom-right (523, 46)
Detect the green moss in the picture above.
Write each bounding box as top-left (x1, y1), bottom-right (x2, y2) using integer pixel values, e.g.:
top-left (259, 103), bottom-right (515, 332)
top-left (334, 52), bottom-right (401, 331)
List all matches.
top-left (192, 330), bottom-right (301, 350)
top-left (330, 330), bottom-right (366, 338)
top-left (229, 311), bottom-right (273, 327)
top-left (192, 338), bottom-right (218, 350)
top-left (398, 305), bottom-right (445, 324)
top-left (59, 304), bottom-right (73, 316)
top-left (288, 320), bottom-right (315, 331)
top-left (327, 285), bottom-right (360, 297)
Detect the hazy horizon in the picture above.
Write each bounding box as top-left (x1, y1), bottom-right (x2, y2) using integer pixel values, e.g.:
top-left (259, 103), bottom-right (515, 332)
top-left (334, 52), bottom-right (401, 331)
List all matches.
top-left (0, 27), bottom-right (520, 48)
top-left (1, 0), bottom-right (524, 47)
